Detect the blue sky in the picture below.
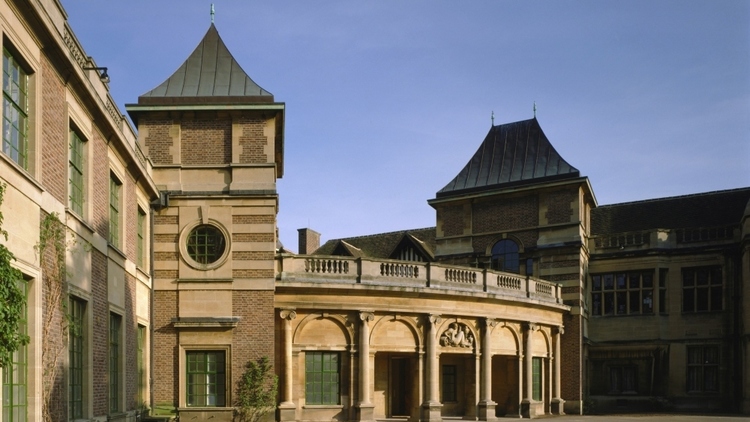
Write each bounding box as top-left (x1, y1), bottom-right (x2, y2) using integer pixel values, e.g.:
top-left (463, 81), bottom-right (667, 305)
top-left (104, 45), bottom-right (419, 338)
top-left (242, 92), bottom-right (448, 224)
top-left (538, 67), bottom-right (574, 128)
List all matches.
top-left (62, 1), bottom-right (749, 252)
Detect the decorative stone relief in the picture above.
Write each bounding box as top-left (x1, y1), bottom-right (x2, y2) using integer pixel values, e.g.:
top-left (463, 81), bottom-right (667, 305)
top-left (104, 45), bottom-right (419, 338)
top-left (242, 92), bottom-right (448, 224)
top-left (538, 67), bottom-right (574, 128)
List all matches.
top-left (440, 322), bottom-right (474, 348)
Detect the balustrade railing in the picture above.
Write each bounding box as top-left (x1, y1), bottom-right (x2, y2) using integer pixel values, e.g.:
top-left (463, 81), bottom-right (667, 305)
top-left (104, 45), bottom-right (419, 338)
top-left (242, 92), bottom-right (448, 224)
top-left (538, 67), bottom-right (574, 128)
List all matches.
top-left (277, 255), bottom-right (563, 305)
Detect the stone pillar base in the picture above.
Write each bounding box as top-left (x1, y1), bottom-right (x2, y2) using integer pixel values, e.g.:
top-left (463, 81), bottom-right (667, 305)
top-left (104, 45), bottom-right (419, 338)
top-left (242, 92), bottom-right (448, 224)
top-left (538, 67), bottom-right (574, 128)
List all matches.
top-left (520, 400), bottom-right (543, 419)
top-left (551, 398), bottom-right (565, 415)
top-left (356, 403), bottom-right (375, 422)
top-left (477, 400), bottom-right (497, 421)
top-left (278, 402), bottom-right (296, 421)
top-left (421, 401), bottom-right (443, 422)
top-left (563, 399), bottom-right (582, 415)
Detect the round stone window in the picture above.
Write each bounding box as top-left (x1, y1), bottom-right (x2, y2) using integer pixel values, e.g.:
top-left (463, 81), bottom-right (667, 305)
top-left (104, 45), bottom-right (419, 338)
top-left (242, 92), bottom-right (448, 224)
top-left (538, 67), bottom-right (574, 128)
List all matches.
top-left (185, 224), bottom-right (227, 265)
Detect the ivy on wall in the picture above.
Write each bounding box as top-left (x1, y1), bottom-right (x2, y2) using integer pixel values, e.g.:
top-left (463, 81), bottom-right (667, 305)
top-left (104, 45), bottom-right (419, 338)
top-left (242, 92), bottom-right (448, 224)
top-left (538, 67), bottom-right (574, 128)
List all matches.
top-left (0, 183), bottom-right (29, 369)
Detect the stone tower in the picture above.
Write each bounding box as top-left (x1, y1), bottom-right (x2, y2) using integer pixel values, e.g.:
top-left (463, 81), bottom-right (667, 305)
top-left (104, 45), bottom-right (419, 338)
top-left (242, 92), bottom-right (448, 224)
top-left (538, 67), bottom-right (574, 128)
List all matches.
top-left (428, 118), bottom-right (595, 415)
top-left (127, 24), bottom-right (284, 420)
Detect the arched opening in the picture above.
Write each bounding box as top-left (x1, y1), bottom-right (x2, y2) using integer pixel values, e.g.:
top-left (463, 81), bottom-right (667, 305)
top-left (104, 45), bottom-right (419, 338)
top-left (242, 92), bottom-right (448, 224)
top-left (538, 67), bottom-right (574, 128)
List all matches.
top-left (491, 239), bottom-right (519, 273)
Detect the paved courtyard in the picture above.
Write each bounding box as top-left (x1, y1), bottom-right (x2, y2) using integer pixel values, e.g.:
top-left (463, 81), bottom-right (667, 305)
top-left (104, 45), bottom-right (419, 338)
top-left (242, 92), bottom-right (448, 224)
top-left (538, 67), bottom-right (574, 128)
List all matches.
top-left (535, 415), bottom-right (747, 421)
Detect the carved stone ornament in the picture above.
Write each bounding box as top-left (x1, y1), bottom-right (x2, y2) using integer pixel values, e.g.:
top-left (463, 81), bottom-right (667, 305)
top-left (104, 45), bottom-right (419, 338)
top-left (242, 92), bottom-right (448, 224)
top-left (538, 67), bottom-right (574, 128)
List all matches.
top-left (440, 322), bottom-right (475, 348)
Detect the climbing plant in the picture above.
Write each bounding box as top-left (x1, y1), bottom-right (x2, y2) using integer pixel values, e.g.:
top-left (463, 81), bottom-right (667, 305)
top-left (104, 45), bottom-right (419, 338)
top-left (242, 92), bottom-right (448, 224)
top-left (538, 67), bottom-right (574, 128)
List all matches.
top-left (235, 356), bottom-right (278, 422)
top-left (36, 210), bottom-right (68, 422)
top-left (0, 182), bottom-right (28, 369)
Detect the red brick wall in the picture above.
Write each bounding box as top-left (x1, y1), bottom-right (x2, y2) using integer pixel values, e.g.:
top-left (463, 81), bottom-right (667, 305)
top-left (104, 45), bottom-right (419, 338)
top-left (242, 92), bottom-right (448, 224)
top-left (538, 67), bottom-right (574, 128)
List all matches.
top-left (40, 56), bottom-right (66, 203)
top-left (439, 205), bottom-right (467, 237)
top-left (39, 211), bottom-right (67, 421)
top-left (181, 119), bottom-right (231, 165)
top-left (472, 195), bottom-right (538, 234)
top-left (91, 131), bottom-right (109, 235)
top-left (232, 290), bottom-right (275, 394)
top-left (545, 189), bottom-right (576, 224)
top-left (91, 249), bottom-right (109, 416)
top-left (142, 119), bottom-right (174, 164)
top-left (237, 117), bottom-right (268, 163)
top-left (153, 290), bottom-right (179, 406)
top-left (561, 313), bottom-right (583, 404)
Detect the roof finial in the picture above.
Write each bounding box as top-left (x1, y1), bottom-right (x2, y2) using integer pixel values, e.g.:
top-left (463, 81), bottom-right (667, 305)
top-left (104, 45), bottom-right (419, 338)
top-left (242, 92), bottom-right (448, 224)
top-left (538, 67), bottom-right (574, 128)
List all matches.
top-left (533, 101), bottom-right (537, 118)
top-left (491, 110), bottom-right (495, 126)
top-left (210, 4), bottom-right (215, 23)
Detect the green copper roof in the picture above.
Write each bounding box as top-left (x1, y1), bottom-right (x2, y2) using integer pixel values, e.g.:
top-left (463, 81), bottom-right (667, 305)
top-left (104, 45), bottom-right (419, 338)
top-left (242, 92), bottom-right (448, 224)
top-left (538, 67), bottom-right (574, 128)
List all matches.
top-left (137, 24), bottom-right (274, 105)
top-left (436, 118), bottom-right (579, 198)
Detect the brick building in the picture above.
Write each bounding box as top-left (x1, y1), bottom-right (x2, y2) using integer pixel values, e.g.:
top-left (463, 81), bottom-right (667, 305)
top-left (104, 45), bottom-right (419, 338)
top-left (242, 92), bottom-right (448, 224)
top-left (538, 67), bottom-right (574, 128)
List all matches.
top-left (0, 1), bottom-right (157, 421)
top-left (1, 1), bottom-right (749, 421)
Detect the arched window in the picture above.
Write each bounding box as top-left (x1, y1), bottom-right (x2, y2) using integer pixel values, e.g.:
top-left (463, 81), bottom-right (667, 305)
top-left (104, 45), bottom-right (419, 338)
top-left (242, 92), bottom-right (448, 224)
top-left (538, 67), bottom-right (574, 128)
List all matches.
top-left (491, 239), bottom-right (519, 273)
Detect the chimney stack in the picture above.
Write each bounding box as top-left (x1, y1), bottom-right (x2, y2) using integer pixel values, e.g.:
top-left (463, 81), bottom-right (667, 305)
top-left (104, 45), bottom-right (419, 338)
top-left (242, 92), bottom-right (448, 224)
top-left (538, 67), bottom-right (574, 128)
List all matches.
top-left (298, 228), bottom-right (321, 255)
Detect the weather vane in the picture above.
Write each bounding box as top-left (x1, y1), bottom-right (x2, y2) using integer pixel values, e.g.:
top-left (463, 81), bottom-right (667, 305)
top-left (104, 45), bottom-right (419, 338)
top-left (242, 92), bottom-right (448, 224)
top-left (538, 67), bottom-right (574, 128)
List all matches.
top-left (491, 111), bottom-right (495, 126)
top-left (211, 4), bottom-right (215, 23)
top-left (533, 101), bottom-right (537, 118)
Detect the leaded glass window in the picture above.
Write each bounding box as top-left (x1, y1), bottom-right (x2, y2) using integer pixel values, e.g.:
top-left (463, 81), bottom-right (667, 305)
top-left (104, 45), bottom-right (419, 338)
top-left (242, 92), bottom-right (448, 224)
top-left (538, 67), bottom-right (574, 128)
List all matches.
top-left (186, 351), bottom-right (226, 406)
top-left (305, 352), bottom-right (339, 405)
top-left (2, 48), bottom-right (28, 168)
top-left (69, 130), bottom-right (85, 216)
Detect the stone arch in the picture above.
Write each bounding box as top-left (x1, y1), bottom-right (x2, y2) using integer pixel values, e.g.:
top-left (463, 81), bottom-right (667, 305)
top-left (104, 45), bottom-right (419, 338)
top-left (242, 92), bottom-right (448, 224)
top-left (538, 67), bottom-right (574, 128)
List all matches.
top-left (370, 315), bottom-right (421, 351)
top-left (491, 322), bottom-right (521, 356)
top-left (484, 233), bottom-right (526, 256)
top-left (294, 312), bottom-right (352, 347)
top-left (531, 326), bottom-right (550, 357)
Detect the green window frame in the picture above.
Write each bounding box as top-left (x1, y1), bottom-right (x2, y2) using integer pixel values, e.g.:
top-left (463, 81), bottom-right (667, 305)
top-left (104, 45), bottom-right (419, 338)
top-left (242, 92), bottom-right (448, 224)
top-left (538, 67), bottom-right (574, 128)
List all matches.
top-left (682, 266), bottom-right (722, 313)
top-left (137, 208), bottom-right (146, 268)
top-left (69, 130), bottom-right (85, 216)
top-left (69, 297), bottom-right (85, 419)
top-left (1, 278), bottom-right (27, 422)
top-left (186, 351), bottom-right (226, 407)
top-left (186, 224), bottom-right (226, 264)
top-left (109, 312), bottom-right (121, 413)
top-left (109, 174), bottom-right (121, 247)
top-left (442, 364), bottom-right (457, 402)
top-left (687, 345), bottom-right (719, 392)
top-left (532, 357), bottom-right (542, 401)
top-left (2, 47), bottom-right (29, 169)
top-left (305, 351), bottom-right (340, 405)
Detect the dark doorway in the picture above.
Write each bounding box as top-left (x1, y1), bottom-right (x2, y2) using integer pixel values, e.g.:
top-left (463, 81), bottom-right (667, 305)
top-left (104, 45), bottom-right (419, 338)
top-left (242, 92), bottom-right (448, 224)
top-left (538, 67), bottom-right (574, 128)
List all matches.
top-left (390, 357), bottom-right (411, 416)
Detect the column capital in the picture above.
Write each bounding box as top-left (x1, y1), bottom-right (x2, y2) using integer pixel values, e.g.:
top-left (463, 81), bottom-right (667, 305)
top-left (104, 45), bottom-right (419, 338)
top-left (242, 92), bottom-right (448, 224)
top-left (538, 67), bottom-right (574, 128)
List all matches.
top-left (553, 325), bottom-right (564, 336)
top-left (280, 309), bottom-right (297, 320)
top-left (484, 317), bottom-right (498, 328)
top-left (523, 322), bottom-right (537, 332)
top-left (428, 314), bottom-right (442, 325)
top-left (359, 311), bottom-right (375, 322)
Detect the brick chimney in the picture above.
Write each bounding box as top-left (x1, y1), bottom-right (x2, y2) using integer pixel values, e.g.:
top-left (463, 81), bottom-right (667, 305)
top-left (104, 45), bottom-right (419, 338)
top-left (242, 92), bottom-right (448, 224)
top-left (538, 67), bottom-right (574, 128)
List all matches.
top-left (298, 228), bottom-right (321, 255)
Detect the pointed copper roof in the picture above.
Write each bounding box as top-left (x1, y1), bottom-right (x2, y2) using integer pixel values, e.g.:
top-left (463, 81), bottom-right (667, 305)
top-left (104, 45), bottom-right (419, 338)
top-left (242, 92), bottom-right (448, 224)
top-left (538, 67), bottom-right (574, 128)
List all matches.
top-left (137, 24), bottom-right (274, 105)
top-left (436, 118), bottom-right (579, 198)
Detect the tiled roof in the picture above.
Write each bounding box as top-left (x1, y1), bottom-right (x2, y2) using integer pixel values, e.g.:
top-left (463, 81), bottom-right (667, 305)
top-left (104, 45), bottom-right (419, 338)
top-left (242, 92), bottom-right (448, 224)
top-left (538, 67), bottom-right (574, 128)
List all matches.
top-left (592, 187), bottom-right (750, 234)
top-left (138, 24), bottom-right (273, 105)
top-left (437, 118), bottom-right (579, 198)
top-left (314, 227), bottom-right (437, 259)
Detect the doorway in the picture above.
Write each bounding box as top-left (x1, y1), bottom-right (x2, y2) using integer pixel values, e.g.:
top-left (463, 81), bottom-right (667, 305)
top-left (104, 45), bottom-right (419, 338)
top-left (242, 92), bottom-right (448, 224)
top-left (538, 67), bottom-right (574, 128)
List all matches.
top-left (390, 357), bottom-right (411, 417)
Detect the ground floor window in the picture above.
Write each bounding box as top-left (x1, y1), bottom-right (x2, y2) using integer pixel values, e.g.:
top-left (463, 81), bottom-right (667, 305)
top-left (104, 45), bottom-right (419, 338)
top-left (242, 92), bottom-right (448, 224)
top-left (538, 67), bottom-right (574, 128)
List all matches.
top-left (532, 358), bottom-right (542, 401)
top-left (609, 366), bottom-right (636, 394)
top-left (442, 365), bottom-right (457, 402)
top-left (1, 279), bottom-right (27, 422)
top-left (305, 351), bottom-right (340, 405)
top-left (687, 346), bottom-right (719, 392)
top-left (187, 351), bottom-right (226, 406)
top-left (69, 297), bottom-right (86, 419)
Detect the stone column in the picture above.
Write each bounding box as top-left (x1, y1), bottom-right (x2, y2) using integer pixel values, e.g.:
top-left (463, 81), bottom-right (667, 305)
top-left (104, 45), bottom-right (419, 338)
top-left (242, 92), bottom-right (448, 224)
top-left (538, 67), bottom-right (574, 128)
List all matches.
top-left (357, 312), bottom-right (375, 422)
top-left (478, 318), bottom-right (497, 420)
top-left (422, 314), bottom-right (443, 422)
top-left (521, 322), bottom-right (536, 418)
top-left (551, 326), bottom-right (565, 415)
top-left (279, 309), bottom-right (297, 421)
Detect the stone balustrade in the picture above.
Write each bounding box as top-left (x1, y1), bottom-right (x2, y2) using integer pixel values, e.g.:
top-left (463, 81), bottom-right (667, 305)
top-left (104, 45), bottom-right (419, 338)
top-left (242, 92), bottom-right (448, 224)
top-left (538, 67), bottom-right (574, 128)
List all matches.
top-left (276, 254), bottom-right (562, 304)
